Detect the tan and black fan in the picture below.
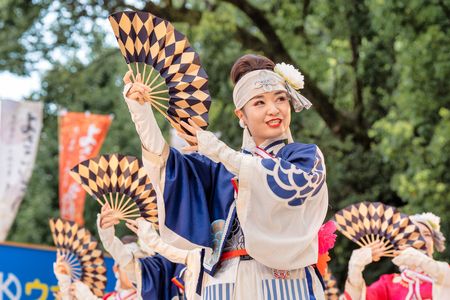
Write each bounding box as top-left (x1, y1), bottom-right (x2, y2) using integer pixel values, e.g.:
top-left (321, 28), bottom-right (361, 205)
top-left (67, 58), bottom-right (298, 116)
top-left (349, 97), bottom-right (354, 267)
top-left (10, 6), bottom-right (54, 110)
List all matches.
top-left (323, 268), bottom-right (341, 300)
top-left (69, 154), bottom-right (159, 230)
top-left (108, 11), bottom-right (211, 133)
top-left (334, 201), bottom-right (426, 257)
top-left (49, 218), bottom-right (107, 297)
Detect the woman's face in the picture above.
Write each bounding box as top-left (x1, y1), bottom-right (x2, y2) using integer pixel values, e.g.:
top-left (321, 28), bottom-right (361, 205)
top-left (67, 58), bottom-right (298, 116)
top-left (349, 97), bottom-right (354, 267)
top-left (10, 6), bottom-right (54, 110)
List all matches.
top-left (417, 223), bottom-right (434, 257)
top-left (235, 90), bottom-right (291, 146)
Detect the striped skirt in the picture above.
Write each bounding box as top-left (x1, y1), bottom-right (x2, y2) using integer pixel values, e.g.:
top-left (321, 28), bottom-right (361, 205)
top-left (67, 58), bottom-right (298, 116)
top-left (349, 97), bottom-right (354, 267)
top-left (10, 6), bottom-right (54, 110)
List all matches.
top-left (200, 258), bottom-right (324, 300)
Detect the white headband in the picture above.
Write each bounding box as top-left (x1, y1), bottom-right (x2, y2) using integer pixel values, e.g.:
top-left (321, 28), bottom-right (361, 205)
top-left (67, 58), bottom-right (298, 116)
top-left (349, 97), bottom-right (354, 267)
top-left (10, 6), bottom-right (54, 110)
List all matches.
top-left (232, 65), bottom-right (312, 112)
top-left (233, 70), bottom-right (287, 109)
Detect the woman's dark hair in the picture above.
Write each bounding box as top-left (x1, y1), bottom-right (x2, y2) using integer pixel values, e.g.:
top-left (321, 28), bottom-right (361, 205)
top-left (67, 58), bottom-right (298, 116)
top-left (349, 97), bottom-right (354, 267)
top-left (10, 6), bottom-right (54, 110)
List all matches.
top-left (230, 54), bottom-right (275, 85)
top-left (121, 235), bottom-right (138, 244)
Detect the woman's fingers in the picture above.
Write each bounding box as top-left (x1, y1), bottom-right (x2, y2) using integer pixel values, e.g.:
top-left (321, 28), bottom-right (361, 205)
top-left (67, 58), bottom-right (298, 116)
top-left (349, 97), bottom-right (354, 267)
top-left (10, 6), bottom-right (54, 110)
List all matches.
top-left (100, 210), bottom-right (115, 221)
top-left (100, 211), bottom-right (120, 228)
top-left (177, 132), bottom-right (198, 144)
top-left (368, 241), bottom-right (386, 261)
top-left (128, 91), bottom-right (146, 101)
top-left (126, 219), bottom-right (138, 227)
top-left (102, 213), bottom-right (119, 223)
top-left (125, 221), bottom-right (138, 234)
top-left (123, 71), bottom-right (133, 84)
top-left (128, 85), bottom-right (145, 95)
top-left (182, 145), bottom-right (198, 152)
top-left (101, 220), bottom-right (117, 229)
top-left (126, 219), bottom-right (139, 231)
top-left (131, 82), bottom-right (150, 92)
top-left (126, 83), bottom-right (150, 99)
top-left (179, 120), bottom-right (197, 135)
top-left (101, 203), bottom-right (113, 213)
top-left (187, 118), bottom-right (202, 130)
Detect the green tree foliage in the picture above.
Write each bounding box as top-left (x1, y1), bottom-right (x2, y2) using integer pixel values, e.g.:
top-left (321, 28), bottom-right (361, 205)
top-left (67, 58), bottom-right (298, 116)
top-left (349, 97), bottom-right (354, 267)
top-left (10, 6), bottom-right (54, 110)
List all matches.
top-left (2, 0), bottom-right (449, 287)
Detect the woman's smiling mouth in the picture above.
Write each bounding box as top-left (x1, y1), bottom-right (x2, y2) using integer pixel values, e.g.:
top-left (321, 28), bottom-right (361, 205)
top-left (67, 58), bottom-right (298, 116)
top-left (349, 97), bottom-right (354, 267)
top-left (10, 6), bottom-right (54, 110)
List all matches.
top-left (266, 118), bottom-right (282, 128)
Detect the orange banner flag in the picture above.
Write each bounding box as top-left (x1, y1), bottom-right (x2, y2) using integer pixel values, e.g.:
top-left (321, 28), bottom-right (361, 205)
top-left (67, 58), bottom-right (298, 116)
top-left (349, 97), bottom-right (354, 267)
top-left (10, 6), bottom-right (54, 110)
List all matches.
top-left (58, 112), bottom-right (112, 224)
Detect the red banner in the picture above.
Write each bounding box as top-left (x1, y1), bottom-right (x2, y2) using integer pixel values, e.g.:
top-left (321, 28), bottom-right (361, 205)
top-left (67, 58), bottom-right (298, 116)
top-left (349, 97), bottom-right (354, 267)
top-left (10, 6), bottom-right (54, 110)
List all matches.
top-left (59, 112), bottom-right (112, 224)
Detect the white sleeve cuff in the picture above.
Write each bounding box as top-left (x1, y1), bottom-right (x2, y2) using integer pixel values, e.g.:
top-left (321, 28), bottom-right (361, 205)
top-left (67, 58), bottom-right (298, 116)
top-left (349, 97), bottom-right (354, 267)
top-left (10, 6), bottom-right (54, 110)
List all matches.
top-left (137, 218), bottom-right (188, 265)
top-left (347, 248), bottom-right (372, 288)
top-left (184, 249), bottom-right (203, 300)
top-left (123, 84), bottom-right (167, 155)
top-left (96, 214), bottom-right (114, 248)
top-left (53, 267), bottom-right (71, 300)
top-left (393, 247), bottom-right (450, 285)
top-left (349, 247), bottom-right (372, 269)
top-left (96, 215), bottom-right (133, 267)
top-left (197, 130), bottom-right (241, 175)
top-left (74, 281), bottom-right (99, 300)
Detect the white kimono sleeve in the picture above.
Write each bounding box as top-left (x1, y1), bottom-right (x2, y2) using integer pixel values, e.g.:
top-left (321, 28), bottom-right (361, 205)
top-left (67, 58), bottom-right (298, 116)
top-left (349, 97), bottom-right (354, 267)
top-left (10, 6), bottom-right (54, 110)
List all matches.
top-left (344, 248), bottom-right (372, 300)
top-left (124, 85), bottom-right (175, 245)
top-left (393, 247), bottom-right (450, 299)
top-left (96, 215), bottom-right (139, 283)
top-left (72, 281), bottom-right (100, 300)
top-left (53, 266), bottom-right (71, 300)
top-left (123, 83), bottom-right (169, 185)
top-left (197, 131), bottom-right (328, 270)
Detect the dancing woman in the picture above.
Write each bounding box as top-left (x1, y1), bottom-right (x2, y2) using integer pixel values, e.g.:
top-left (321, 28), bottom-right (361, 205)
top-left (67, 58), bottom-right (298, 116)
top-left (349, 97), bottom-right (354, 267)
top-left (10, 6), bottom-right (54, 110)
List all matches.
top-left (124, 54), bottom-right (329, 299)
top-left (344, 212), bottom-right (449, 299)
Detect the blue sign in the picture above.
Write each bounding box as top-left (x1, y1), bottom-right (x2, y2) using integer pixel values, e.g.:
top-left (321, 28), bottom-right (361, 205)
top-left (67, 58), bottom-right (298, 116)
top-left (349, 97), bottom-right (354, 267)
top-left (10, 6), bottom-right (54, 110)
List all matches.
top-left (0, 242), bottom-right (116, 299)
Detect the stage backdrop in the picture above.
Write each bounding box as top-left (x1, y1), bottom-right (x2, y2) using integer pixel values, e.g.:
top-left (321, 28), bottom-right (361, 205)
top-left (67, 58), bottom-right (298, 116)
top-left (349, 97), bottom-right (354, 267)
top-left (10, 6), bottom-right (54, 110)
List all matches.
top-left (0, 100), bottom-right (43, 241)
top-left (0, 242), bottom-right (115, 300)
top-left (59, 112), bottom-right (112, 225)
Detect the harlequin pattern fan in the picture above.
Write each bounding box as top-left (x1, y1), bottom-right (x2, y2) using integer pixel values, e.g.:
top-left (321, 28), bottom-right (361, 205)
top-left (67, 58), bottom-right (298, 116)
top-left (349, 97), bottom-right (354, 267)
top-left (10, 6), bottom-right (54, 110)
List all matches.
top-left (334, 202), bottom-right (426, 257)
top-left (108, 10), bottom-right (211, 133)
top-left (49, 218), bottom-right (107, 297)
top-left (69, 154), bottom-right (159, 230)
top-left (323, 268), bottom-right (340, 300)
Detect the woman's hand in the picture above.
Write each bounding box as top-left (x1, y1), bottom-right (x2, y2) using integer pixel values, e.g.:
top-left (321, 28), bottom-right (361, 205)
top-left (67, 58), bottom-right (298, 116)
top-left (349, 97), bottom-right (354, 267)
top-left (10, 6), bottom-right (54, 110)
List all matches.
top-left (125, 218), bottom-right (139, 234)
top-left (55, 253), bottom-right (70, 275)
top-left (123, 71), bottom-right (150, 104)
top-left (99, 203), bottom-right (119, 229)
top-left (126, 218), bottom-right (158, 243)
top-left (392, 247), bottom-right (428, 270)
top-left (369, 240), bottom-right (389, 262)
top-left (125, 217), bottom-right (155, 237)
top-left (177, 119), bottom-right (204, 152)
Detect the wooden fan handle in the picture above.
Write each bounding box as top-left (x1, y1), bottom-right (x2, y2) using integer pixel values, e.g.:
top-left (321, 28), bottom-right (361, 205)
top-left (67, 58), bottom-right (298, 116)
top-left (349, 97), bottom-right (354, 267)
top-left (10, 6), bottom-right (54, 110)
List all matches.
top-left (127, 65), bottom-right (137, 82)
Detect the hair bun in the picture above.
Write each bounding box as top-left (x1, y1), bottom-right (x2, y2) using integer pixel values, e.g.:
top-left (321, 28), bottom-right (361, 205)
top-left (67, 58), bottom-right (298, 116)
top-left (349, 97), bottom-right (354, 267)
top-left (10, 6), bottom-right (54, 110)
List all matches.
top-left (230, 54), bottom-right (275, 85)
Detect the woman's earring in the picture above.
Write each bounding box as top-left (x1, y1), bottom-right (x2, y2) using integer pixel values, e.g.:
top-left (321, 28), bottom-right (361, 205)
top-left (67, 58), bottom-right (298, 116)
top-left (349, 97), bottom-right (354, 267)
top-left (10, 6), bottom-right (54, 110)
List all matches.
top-left (239, 119), bottom-right (246, 128)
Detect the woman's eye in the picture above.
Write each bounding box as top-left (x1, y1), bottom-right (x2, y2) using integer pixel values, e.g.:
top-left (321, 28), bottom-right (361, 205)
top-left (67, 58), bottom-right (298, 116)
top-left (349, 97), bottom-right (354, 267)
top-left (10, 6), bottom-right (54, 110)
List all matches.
top-left (277, 96), bottom-right (287, 102)
top-left (254, 100), bottom-right (265, 106)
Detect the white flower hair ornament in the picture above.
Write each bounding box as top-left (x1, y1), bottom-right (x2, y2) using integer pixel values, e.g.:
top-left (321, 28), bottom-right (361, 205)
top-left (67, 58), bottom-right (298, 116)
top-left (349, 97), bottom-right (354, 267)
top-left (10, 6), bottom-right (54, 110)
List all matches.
top-left (411, 212), bottom-right (441, 232)
top-left (274, 62), bottom-right (312, 112)
top-left (410, 212), bottom-right (446, 252)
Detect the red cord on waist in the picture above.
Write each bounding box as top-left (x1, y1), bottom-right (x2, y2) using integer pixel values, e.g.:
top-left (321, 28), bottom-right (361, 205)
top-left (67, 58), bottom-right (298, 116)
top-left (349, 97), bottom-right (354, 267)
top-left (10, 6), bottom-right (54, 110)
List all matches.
top-left (220, 249), bottom-right (249, 262)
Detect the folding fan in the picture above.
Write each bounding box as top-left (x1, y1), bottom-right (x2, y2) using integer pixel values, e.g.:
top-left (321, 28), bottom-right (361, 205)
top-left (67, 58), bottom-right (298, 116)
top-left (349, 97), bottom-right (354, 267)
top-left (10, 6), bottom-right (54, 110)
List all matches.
top-left (69, 154), bottom-right (159, 230)
top-left (323, 268), bottom-right (340, 300)
top-left (334, 202), bottom-right (426, 257)
top-left (108, 10), bottom-right (211, 133)
top-left (49, 218), bottom-right (107, 297)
